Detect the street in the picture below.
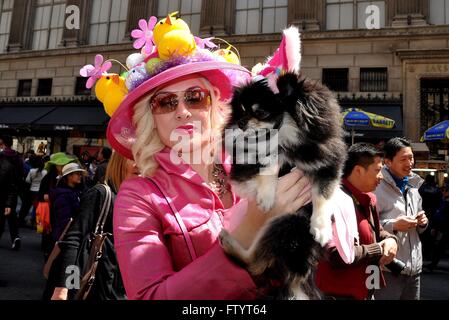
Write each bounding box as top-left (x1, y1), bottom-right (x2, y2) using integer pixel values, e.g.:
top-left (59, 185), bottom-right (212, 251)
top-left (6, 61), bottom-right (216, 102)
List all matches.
top-left (0, 227), bottom-right (46, 300)
top-left (1, 225), bottom-right (449, 300)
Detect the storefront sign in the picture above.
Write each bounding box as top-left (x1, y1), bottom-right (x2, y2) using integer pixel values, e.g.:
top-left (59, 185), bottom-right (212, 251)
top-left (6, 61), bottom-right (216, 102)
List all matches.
top-left (426, 64), bottom-right (449, 73)
top-left (54, 125), bottom-right (74, 131)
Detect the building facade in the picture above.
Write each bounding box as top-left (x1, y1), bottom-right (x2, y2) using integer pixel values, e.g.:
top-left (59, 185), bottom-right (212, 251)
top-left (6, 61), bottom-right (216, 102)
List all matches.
top-left (0, 0), bottom-right (449, 159)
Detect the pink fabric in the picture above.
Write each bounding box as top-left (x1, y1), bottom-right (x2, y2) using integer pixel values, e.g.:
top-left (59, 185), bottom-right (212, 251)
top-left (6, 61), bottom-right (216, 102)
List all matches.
top-left (113, 148), bottom-right (257, 300)
top-left (327, 188), bottom-right (359, 264)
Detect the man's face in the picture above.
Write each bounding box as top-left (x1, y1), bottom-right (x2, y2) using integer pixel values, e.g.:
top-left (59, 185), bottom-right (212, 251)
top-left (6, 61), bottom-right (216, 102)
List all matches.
top-left (359, 156), bottom-right (383, 193)
top-left (386, 147), bottom-right (414, 179)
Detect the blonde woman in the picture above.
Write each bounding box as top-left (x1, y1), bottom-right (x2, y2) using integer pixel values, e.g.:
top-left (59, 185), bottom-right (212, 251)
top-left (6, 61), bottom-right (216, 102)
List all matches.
top-left (50, 152), bottom-right (138, 300)
top-left (102, 16), bottom-right (312, 300)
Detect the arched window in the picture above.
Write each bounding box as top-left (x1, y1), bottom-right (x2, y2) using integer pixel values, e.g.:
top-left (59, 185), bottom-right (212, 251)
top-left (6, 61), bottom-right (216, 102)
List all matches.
top-left (0, 0), bottom-right (13, 53)
top-left (32, 0), bottom-right (65, 50)
top-left (326, 0), bottom-right (385, 30)
top-left (429, 0), bottom-right (449, 25)
top-left (235, 0), bottom-right (288, 35)
top-left (89, 0), bottom-right (129, 45)
top-left (157, 0), bottom-right (202, 35)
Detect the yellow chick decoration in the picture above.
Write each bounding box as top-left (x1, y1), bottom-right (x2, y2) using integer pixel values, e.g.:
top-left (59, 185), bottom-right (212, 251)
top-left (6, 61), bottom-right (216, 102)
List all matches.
top-left (95, 74), bottom-right (128, 117)
top-left (213, 46), bottom-right (240, 65)
top-left (153, 12), bottom-right (196, 60)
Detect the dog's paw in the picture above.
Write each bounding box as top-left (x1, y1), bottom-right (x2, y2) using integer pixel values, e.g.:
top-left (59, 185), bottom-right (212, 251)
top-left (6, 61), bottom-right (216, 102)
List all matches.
top-left (218, 229), bottom-right (234, 254)
top-left (257, 190), bottom-right (276, 212)
top-left (310, 214), bottom-right (333, 247)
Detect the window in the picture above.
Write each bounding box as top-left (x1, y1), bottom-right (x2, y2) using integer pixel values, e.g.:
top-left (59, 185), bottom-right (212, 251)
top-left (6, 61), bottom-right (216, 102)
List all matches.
top-left (326, 0), bottom-right (385, 30)
top-left (17, 79), bottom-right (32, 97)
top-left (75, 77), bottom-right (90, 95)
top-left (322, 68), bottom-right (349, 92)
top-left (0, 0), bottom-right (13, 53)
top-left (37, 78), bottom-right (52, 96)
top-left (429, 0), bottom-right (449, 25)
top-left (360, 68), bottom-right (388, 92)
top-left (32, 0), bottom-right (65, 50)
top-left (89, 0), bottom-right (129, 45)
top-left (235, 0), bottom-right (287, 35)
top-left (157, 0), bottom-right (202, 35)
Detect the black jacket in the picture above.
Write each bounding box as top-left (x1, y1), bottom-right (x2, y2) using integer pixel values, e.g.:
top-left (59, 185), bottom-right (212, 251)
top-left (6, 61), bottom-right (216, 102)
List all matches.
top-left (56, 184), bottom-right (126, 300)
top-left (0, 155), bottom-right (18, 209)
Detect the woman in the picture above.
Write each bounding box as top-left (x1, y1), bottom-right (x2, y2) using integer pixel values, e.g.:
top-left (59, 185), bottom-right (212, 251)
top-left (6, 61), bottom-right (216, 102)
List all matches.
top-left (25, 156), bottom-right (47, 226)
top-left (102, 15), bottom-right (312, 299)
top-left (51, 152), bottom-right (138, 300)
top-left (43, 162), bottom-right (85, 300)
top-left (38, 153), bottom-right (76, 260)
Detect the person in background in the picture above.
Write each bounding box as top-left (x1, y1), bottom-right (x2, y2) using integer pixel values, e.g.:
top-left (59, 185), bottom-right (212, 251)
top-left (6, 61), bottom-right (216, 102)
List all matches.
top-left (374, 137), bottom-right (428, 300)
top-left (425, 182), bottom-right (449, 271)
top-left (0, 151), bottom-right (19, 250)
top-left (25, 156), bottom-right (47, 228)
top-left (93, 147), bottom-right (112, 185)
top-left (42, 162), bottom-right (85, 300)
top-left (0, 135), bottom-right (22, 248)
top-left (316, 143), bottom-right (398, 300)
top-left (38, 153), bottom-right (77, 260)
top-left (51, 152), bottom-right (139, 300)
top-left (418, 174), bottom-right (442, 260)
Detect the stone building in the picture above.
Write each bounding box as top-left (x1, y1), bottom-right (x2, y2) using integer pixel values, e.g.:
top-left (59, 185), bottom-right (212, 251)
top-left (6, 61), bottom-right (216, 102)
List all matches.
top-left (0, 0), bottom-right (449, 159)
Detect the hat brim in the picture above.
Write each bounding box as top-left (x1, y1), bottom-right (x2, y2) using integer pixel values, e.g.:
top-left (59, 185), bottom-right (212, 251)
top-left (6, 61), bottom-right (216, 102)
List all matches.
top-left (62, 168), bottom-right (86, 177)
top-left (107, 61), bottom-right (251, 160)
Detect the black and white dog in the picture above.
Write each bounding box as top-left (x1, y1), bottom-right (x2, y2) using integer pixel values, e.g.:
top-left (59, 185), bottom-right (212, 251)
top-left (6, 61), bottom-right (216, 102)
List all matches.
top-left (219, 72), bottom-right (347, 299)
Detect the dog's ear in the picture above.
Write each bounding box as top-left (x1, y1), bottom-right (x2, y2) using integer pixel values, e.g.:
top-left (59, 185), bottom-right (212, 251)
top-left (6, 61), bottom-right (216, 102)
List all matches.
top-left (277, 72), bottom-right (300, 101)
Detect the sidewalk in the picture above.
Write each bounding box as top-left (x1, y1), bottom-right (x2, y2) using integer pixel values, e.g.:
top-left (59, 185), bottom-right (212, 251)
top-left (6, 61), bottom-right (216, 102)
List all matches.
top-left (0, 226), bottom-right (46, 300)
top-left (421, 250), bottom-right (449, 300)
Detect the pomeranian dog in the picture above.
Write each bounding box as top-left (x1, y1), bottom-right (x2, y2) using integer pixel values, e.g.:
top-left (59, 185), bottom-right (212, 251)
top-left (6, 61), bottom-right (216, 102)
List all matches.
top-left (219, 73), bottom-right (346, 299)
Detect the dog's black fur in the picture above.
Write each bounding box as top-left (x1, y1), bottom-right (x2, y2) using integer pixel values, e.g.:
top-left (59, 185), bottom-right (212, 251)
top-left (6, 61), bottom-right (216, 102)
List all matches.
top-left (220, 72), bottom-right (347, 299)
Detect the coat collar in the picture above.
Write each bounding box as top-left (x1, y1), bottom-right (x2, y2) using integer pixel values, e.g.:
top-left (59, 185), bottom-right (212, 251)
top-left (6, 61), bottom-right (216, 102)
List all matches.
top-left (381, 166), bottom-right (424, 191)
top-left (342, 178), bottom-right (375, 207)
top-left (153, 147), bottom-right (233, 189)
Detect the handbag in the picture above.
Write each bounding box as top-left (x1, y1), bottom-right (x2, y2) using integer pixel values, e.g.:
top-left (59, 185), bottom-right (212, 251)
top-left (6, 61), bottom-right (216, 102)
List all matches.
top-left (74, 184), bottom-right (113, 300)
top-left (42, 217), bottom-right (73, 279)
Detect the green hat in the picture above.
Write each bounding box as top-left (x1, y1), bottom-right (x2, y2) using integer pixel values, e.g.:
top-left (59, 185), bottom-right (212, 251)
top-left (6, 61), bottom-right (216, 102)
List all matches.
top-left (44, 152), bottom-right (77, 171)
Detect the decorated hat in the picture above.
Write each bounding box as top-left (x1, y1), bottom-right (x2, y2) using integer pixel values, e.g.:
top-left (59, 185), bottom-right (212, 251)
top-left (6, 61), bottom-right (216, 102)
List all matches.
top-left (81, 12), bottom-right (251, 160)
top-left (44, 152), bottom-right (77, 171)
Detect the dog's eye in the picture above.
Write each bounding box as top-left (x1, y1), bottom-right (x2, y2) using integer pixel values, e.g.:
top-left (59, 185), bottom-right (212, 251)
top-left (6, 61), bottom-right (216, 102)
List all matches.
top-left (255, 109), bottom-right (270, 120)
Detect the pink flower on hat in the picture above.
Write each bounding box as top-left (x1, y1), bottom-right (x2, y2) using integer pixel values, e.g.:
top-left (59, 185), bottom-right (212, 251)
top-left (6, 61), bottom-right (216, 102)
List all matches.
top-left (131, 17), bottom-right (158, 55)
top-left (80, 54), bottom-right (112, 89)
top-left (194, 37), bottom-right (218, 49)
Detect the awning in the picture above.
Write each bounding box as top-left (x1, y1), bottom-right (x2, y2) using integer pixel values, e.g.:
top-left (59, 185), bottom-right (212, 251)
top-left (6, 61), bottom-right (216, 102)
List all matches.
top-left (0, 105), bottom-right (109, 132)
top-left (340, 105), bottom-right (403, 139)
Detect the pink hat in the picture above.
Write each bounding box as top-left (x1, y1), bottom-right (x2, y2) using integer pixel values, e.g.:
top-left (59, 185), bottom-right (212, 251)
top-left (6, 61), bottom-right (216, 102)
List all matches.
top-left (81, 14), bottom-right (251, 160)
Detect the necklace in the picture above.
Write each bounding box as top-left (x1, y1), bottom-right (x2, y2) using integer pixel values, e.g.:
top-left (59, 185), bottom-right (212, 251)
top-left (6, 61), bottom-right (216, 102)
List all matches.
top-left (208, 163), bottom-right (229, 198)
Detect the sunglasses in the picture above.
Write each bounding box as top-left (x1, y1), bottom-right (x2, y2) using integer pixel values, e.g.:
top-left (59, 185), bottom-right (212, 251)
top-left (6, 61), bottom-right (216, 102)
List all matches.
top-left (149, 87), bottom-right (212, 115)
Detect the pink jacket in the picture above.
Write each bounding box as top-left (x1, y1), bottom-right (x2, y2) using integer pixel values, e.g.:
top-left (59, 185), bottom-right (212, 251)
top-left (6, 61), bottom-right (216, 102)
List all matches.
top-left (113, 148), bottom-right (257, 300)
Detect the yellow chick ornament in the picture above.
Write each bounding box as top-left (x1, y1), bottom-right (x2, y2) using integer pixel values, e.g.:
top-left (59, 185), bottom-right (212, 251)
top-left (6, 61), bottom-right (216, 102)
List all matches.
top-left (95, 74), bottom-right (128, 117)
top-left (153, 12), bottom-right (196, 60)
top-left (213, 46), bottom-right (240, 65)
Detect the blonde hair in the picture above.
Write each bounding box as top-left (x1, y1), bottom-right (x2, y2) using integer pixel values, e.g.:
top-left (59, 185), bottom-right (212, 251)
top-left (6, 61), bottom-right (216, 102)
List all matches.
top-left (132, 75), bottom-right (229, 177)
top-left (104, 152), bottom-right (131, 191)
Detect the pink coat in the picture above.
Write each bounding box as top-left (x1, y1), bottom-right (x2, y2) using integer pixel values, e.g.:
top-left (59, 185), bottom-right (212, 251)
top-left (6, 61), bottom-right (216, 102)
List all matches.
top-left (113, 148), bottom-right (257, 300)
